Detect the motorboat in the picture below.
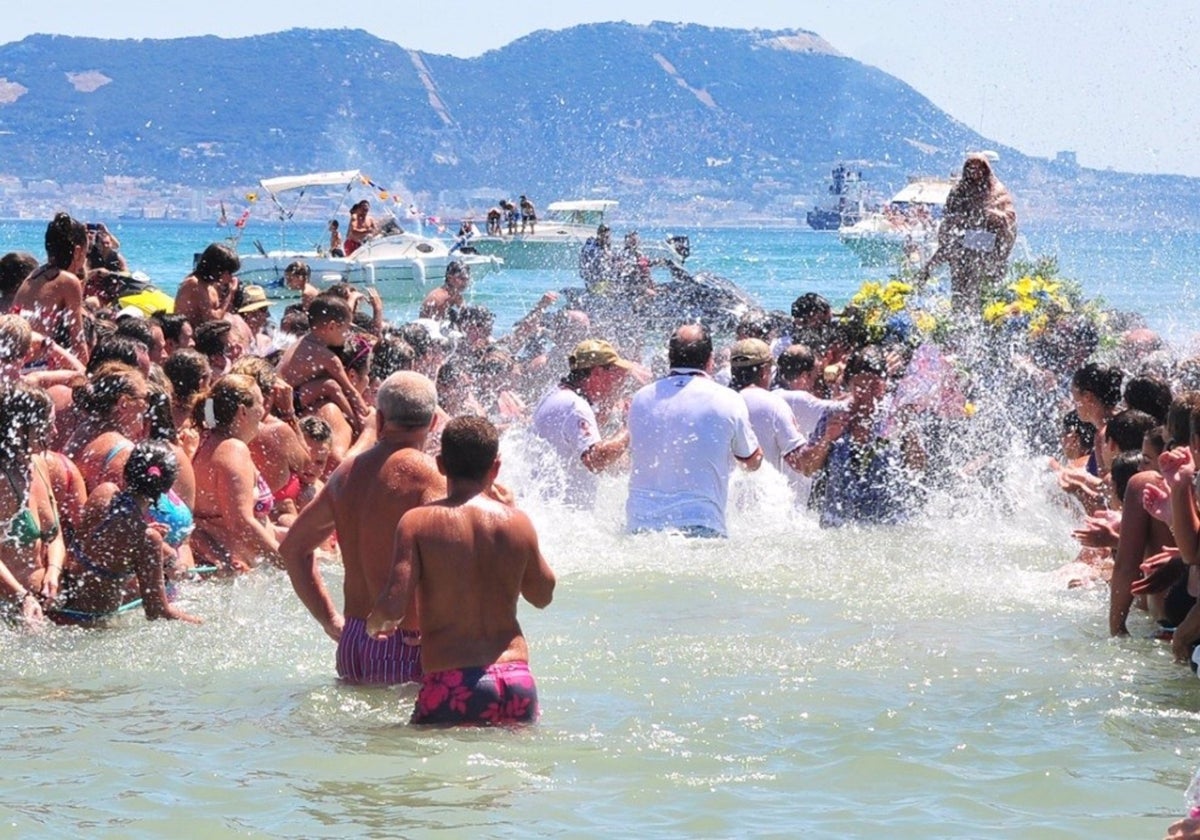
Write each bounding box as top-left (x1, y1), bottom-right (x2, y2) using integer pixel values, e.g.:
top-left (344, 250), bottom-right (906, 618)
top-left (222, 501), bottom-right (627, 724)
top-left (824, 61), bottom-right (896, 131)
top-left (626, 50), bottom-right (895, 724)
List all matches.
top-left (837, 176), bottom-right (955, 267)
top-left (460, 199), bottom-right (685, 271)
top-left (231, 170), bottom-right (500, 299)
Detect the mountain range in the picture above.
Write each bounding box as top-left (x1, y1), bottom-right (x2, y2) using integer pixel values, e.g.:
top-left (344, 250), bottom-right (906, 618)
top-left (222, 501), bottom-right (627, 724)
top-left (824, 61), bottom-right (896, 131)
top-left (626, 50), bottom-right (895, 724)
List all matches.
top-left (0, 24), bottom-right (1194, 227)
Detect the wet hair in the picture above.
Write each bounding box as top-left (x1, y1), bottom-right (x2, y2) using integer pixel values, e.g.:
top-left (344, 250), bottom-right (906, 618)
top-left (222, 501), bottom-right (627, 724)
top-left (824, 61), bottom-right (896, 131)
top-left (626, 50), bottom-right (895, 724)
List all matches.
top-left (0, 251), bottom-right (37, 295)
top-left (0, 314), bottom-right (32, 364)
top-left (230, 355), bottom-right (277, 401)
top-left (1104, 408), bottom-right (1158, 452)
top-left (73, 363), bottom-right (146, 418)
top-left (1072, 363), bottom-right (1123, 408)
top-left (299, 415), bottom-right (332, 444)
top-left (376, 371), bottom-right (437, 428)
top-left (115, 315), bottom-right (155, 351)
top-left (193, 319), bottom-right (233, 357)
top-left (791, 293), bottom-right (831, 322)
top-left (776, 344), bottom-right (816, 378)
top-left (280, 306), bottom-right (310, 335)
top-left (1123, 375), bottom-right (1172, 425)
top-left (45, 213), bottom-right (87, 268)
top-left (369, 335), bottom-right (415, 381)
top-left (124, 440), bottom-right (178, 499)
top-left (193, 373), bottom-right (259, 430)
top-left (730, 362), bottom-right (768, 392)
top-left (193, 242), bottom-right (240, 284)
top-left (453, 305), bottom-right (494, 330)
top-left (284, 260), bottom-right (310, 278)
top-left (667, 323), bottom-right (712, 369)
top-left (150, 311), bottom-right (190, 345)
top-left (1110, 451), bottom-right (1143, 504)
top-left (0, 383), bottom-right (53, 458)
top-left (439, 416), bottom-right (498, 481)
top-left (308, 295), bottom-right (352, 327)
top-left (1062, 409), bottom-right (1096, 451)
top-left (144, 381), bottom-right (178, 444)
top-left (735, 310), bottom-right (771, 340)
top-left (350, 200), bottom-right (370, 215)
top-left (339, 337), bottom-right (373, 377)
top-left (88, 335), bottom-right (143, 373)
top-left (397, 322), bottom-right (443, 359)
top-left (323, 283), bottom-right (354, 302)
top-left (843, 346), bottom-right (887, 379)
top-left (1168, 392), bottom-right (1200, 448)
top-left (162, 349), bottom-right (211, 412)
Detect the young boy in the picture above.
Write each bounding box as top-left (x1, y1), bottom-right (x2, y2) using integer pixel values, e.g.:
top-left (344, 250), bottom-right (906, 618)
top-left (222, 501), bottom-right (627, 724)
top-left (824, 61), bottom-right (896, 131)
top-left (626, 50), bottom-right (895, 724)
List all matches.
top-left (277, 295), bottom-right (371, 431)
top-left (367, 416), bottom-right (556, 726)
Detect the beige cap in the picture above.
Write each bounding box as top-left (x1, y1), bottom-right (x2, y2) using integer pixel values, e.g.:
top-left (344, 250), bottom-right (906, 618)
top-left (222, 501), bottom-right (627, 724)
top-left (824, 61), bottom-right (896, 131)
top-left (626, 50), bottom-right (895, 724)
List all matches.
top-left (729, 338), bottom-right (773, 368)
top-left (237, 285), bottom-right (271, 313)
top-left (568, 338), bottom-right (635, 372)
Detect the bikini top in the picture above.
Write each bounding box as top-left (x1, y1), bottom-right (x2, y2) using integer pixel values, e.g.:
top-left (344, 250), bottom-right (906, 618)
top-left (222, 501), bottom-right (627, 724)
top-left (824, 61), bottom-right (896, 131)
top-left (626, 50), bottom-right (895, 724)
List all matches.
top-left (3, 462), bottom-right (61, 548)
top-left (274, 471), bottom-right (303, 504)
top-left (148, 489), bottom-right (194, 548)
top-left (253, 472), bottom-right (275, 518)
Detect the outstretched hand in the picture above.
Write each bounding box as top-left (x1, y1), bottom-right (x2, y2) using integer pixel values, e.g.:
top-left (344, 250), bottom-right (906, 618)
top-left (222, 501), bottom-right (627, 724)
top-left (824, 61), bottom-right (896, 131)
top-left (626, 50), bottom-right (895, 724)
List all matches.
top-left (1130, 550), bottom-right (1183, 596)
top-left (1072, 509), bottom-right (1121, 548)
top-left (1160, 447), bottom-right (1195, 491)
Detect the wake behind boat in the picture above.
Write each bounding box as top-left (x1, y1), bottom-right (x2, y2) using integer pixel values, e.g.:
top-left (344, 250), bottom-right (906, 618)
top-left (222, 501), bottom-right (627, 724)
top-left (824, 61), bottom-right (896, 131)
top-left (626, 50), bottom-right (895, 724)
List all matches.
top-left (231, 170), bottom-right (500, 298)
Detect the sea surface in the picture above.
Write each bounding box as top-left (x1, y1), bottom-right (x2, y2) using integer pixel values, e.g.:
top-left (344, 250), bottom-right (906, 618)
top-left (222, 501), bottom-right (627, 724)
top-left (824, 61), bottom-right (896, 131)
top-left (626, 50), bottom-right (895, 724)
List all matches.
top-left (1, 219), bottom-right (1199, 837)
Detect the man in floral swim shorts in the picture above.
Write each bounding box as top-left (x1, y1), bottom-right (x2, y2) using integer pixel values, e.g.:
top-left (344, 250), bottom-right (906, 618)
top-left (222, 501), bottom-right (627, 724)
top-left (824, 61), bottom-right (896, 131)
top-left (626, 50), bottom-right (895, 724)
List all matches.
top-left (367, 416), bottom-right (556, 725)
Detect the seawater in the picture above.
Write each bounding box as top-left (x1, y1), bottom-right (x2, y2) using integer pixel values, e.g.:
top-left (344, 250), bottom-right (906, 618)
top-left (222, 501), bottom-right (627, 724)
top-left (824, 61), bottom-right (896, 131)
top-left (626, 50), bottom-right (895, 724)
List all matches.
top-left (0, 220), bottom-right (1198, 837)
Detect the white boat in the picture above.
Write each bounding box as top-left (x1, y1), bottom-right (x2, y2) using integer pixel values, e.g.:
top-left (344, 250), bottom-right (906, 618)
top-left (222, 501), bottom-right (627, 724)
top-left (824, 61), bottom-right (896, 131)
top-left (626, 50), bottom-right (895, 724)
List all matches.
top-left (838, 176), bottom-right (955, 267)
top-left (461, 199), bottom-right (684, 271)
top-left (233, 170), bottom-right (500, 298)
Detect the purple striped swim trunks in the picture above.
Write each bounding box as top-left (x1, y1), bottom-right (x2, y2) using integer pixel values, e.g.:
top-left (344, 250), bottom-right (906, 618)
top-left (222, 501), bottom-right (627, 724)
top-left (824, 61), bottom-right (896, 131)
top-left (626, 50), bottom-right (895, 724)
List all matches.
top-left (336, 616), bottom-right (422, 685)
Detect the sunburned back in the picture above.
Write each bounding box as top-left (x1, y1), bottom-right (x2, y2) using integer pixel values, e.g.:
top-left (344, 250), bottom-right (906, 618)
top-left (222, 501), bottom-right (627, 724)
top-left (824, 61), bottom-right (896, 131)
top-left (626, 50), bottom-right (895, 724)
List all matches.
top-left (333, 447), bottom-right (445, 620)
top-left (412, 498), bottom-right (533, 673)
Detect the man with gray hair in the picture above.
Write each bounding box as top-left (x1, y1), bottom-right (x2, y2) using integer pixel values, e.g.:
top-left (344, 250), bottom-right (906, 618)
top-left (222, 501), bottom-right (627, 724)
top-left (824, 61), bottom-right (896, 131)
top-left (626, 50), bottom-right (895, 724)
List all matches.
top-left (280, 371), bottom-right (446, 685)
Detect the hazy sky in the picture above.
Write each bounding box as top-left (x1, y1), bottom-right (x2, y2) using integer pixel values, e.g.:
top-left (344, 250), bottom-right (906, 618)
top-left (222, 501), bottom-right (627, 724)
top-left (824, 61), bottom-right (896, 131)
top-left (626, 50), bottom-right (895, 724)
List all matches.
top-left (3, 1), bottom-right (1197, 176)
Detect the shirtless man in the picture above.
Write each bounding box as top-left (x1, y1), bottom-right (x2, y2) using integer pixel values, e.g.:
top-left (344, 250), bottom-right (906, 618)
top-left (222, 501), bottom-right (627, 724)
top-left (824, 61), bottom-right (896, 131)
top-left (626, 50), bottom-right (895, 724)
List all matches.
top-left (173, 242), bottom-right (240, 327)
top-left (419, 261), bottom-right (470, 322)
top-left (279, 372), bottom-right (446, 684)
top-left (367, 416), bottom-right (556, 725)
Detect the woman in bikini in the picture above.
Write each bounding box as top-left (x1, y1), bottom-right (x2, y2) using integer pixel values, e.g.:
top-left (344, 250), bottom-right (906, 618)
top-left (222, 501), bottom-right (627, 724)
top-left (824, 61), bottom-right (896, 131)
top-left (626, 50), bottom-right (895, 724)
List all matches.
top-left (190, 374), bottom-right (282, 573)
top-left (0, 383), bottom-right (66, 625)
top-left (11, 213), bottom-right (90, 365)
top-left (53, 440), bottom-right (201, 626)
top-left (62, 363), bottom-right (150, 492)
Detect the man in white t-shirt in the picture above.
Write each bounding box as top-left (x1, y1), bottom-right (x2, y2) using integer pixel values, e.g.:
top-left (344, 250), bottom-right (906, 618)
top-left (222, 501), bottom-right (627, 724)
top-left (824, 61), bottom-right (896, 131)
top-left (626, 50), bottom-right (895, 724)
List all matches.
top-left (772, 343), bottom-right (849, 506)
top-left (728, 338), bottom-right (806, 474)
top-left (531, 338), bottom-right (634, 508)
top-left (626, 323), bottom-right (762, 537)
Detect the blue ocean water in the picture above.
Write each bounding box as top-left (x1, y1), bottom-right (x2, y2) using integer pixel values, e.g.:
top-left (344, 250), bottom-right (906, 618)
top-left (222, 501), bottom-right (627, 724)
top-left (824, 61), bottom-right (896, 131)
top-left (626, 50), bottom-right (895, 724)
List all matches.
top-left (1, 217), bottom-right (1199, 837)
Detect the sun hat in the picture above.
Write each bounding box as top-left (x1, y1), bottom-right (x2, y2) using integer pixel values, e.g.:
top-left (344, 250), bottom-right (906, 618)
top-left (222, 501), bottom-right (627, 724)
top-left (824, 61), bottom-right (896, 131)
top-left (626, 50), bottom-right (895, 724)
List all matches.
top-left (568, 338), bottom-right (634, 372)
top-left (729, 338), bottom-right (773, 368)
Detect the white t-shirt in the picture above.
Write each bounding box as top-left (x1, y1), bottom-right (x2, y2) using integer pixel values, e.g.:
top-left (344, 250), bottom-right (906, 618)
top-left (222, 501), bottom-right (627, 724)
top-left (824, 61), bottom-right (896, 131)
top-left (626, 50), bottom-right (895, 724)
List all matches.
top-left (531, 386), bottom-right (602, 507)
top-left (774, 388), bottom-right (847, 507)
top-left (739, 386), bottom-right (805, 472)
top-left (626, 370), bottom-right (759, 536)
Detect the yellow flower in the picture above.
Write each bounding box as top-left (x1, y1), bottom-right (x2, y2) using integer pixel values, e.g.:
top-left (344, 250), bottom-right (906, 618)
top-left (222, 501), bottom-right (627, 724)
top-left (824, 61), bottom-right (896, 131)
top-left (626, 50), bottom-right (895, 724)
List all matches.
top-left (1010, 276), bottom-right (1035, 298)
top-left (963, 402), bottom-right (977, 418)
top-left (914, 312), bottom-right (936, 334)
top-left (983, 301), bottom-right (1008, 323)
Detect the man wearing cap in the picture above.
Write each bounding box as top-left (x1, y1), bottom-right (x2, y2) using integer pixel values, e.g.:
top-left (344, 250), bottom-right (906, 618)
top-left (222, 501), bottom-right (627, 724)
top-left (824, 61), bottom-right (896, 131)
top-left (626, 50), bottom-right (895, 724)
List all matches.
top-left (626, 323), bottom-right (762, 538)
top-left (237, 284), bottom-right (274, 356)
top-left (531, 338), bottom-right (633, 509)
top-left (419, 260), bottom-right (470, 322)
top-left (728, 338), bottom-right (808, 480)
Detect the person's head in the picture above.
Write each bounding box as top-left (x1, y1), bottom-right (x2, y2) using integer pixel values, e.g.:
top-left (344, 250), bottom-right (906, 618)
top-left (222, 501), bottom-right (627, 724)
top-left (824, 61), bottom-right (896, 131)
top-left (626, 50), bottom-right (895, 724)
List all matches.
top-left (44, 212), bottom-right (87, 269)
top-left (735, 310), bottom-right (772, 341)
top-left (307, 295), bottom-right (353, 343)
top-left (0, 252), bottom-right (37, 296)
top-left (1123, 375), bottom-right (1172, 425)
top-left (116, 315), bottom-right (165, 365)
top-left (0, 314), bottom-right (32, 365)
top-left (1141, 427), bottom-right (1165, 472)
top-left (729, 338), bottom-right (773, 391)
top-left (453, 305), bottom-right (494, 344)
top-left (791, 293), bottom-right (832, 330)
top-left (369, 335), bottom-right (415, 382)
top-left (843, 347), bottom-right (888, 406)
top-left (444, 260), bottom-right (471, 293)
top-left (151, 311), bottom-right (194, 353)
top-left (124, 440), bottom-right (178, 500)
top-left (961, 153), bottom-right (994, 186)
top-left (596, 224), bottom-right (611, 246)
top-left (1103, 408), bottom-right (1158, 455)
top-left (328, 219), bottom-right (339, 232)
top-left (375, 371), bottom-right (437, 430)
top-left (339, 337), bottom-right (373, 391)
top-left (565, 338), bottom-right (634, 401)
top-left (194, 373), bottom-right (263, 434)
top-left (1061, 409), bottom-right (1097, 461)
top-left (88, 335), bottom-right (147, 375)
top-left (162, 348), bottom-right (212, 411)
top-left (230, 355), bottom-right (278, 412)
top-left (624, 230), bottom-right (640, 249)
top-left (143, 381), bottom-right (177, 444)
top-left (193, 319), bottom-right (235, 367)
top-left (193, 242), bottom-right (240, 284)
top-left (1109, 450), bottom-right (1143, 508)
top-left (73, 362), bottom-right (148, 424)
top-left (0, 382), bottom-right (54, 458)
top-left (1071, 362), bottom-right (1123, 424)
top-left (280, 306), bottom-right (310, 336)
top-left (1168, 392), bottom-right (1200, 450)
top-left (351, 200), bottom-right (370, 218)
top-left (438, 415), bottom-right (499, 482)
top-left (237, 284), bottom-right (272, 331)
top-left (298, 415), bottom-right (333, 483)
top-left (283, 261), bottom-right (310, 291)
top-left (776, 343), bottom-right (818, 391)
top-left (668, 322), bottom-right (712, 370)
top-left (397, 320), bottom-right (451, 370)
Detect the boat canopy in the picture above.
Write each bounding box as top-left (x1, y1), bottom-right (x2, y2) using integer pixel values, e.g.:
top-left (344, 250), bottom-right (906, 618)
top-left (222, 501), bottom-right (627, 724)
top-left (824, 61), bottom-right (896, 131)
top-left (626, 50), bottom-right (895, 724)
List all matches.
top-left (546, 200), bottom-right (618, 213)
top-left (259, 170), bottom-right (362, 195)
top-left (890, 179), bottom-right (954, 206)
